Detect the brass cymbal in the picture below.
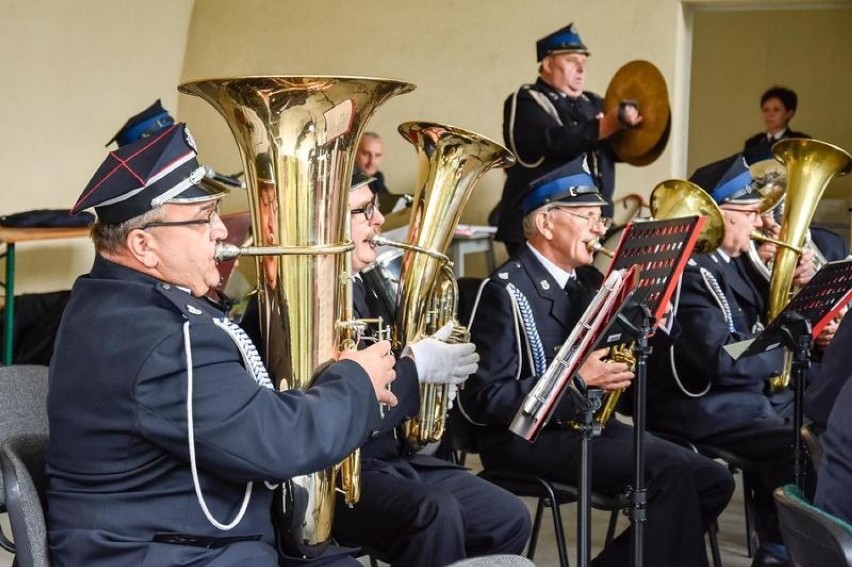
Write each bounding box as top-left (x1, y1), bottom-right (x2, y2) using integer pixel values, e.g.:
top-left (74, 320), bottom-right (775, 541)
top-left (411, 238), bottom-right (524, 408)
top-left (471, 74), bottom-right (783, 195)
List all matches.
top-left (604, 60), bottom-right (671, 166)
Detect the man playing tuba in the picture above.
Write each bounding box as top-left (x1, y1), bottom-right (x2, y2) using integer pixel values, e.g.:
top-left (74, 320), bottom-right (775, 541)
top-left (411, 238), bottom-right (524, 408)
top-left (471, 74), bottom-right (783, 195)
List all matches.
top-left (330, 171), bottom-right (531, 567)
top-left (460, 156), bottom-right (734, 567)
top-left (46, 124), bottom-right (398, 567)
top-left (645, 153), bottom-right (810, 567)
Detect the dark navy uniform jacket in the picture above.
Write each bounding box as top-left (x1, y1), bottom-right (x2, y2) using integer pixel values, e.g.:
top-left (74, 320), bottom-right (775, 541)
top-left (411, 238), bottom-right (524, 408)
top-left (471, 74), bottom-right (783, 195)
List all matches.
top-left (743, 128), bottom-right (810, 153)
top-left (814, 363), bottom-right (852, 523)
top-left (494, 78), bottom-right (616, 247)
top-left (805, 311), bottom-right (852, 430)
top-left (458, 245), bottom-right (604, 449)
top-left (352, 279), bottom-right (463, 470)
top-left (47, 256), bottom-right (382, 567)
top-left (646, 251), bottom-right (786, 439)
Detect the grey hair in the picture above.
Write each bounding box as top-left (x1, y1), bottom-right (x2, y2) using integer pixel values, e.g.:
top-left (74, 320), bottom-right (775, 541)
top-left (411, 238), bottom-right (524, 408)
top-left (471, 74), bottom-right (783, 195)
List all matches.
top-left (91, 207), bottom-right (165, 254)
top-left (361, 131), bottom-right (382, 141)
top-left (522, 205), bottom-right (551, 238)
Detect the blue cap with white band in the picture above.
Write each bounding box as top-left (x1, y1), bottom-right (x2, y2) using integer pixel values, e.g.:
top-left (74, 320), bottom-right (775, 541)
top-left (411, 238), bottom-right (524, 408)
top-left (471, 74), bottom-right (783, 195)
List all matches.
top-left (521, 155), bottom-right (605, 215)
top-left (689, 154), bottom-right (761, 205)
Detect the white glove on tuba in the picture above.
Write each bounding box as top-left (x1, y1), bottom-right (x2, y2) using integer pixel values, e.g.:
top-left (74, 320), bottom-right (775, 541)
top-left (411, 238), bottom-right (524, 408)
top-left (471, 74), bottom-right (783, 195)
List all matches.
top-left (403, 322), bottom-right (479, 385)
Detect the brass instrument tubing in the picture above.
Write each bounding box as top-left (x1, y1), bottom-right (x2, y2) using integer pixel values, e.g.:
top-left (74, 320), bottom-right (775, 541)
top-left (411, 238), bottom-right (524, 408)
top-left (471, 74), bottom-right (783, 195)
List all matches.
top-left (215, 241), bottom-right (354, 262)
top-left (750, 232), bottom-right (804, 255)
top-left (370, 236), bottom-right (451, 264)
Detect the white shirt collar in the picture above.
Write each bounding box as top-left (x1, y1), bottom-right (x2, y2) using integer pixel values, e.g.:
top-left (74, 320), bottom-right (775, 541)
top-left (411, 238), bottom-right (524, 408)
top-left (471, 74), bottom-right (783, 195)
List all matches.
top-left (526, 242), bottom-right (576, 288)
top-left (716, 249), bottom-right (732, 263)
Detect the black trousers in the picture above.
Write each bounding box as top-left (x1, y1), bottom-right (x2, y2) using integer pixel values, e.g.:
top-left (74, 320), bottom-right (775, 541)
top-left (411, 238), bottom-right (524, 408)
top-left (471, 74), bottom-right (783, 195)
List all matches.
top-left (480, 420), bottom-right (735, 567)
top-left (696, 417), bottom-right (798, 546)
top-left (332, 458), bottom-right (531, 567)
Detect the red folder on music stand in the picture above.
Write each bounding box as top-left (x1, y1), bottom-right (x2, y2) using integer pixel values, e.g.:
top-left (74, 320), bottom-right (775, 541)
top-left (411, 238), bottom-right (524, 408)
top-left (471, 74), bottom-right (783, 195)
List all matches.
top-left (598, 215), bottom-right (707, 342)
top-left (734, 259), bottom-right (852, 359)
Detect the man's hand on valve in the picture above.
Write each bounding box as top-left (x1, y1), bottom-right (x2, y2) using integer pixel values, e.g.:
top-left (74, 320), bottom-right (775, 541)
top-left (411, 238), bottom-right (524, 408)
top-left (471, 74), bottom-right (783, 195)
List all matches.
top-left (341, 340), bottom-right (398, 407)
top-left (792, 248), bottom-right (816, 287)
top-left (577, 348), bottom-right (634, 392)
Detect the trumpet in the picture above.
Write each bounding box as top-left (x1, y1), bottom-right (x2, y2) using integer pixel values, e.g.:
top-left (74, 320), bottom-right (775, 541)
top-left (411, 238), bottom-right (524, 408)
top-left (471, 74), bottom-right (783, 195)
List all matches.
top-left (587, 239), bottom-right (615, 258)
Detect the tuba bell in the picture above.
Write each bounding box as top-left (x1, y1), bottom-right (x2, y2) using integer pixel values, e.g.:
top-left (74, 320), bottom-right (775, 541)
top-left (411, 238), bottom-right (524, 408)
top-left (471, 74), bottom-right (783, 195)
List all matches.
top-left (180, 76), bottom-right (413, 557)
top-left (379, 121), bottom-right (514, 451)
top-left (766, 138), bottom-right (851, 391)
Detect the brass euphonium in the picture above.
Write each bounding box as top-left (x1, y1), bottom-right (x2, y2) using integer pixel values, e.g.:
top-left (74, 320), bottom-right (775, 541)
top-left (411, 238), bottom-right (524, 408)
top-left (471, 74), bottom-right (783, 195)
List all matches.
top-left (746, 158), bottom-right (829, 282)
top-left (585, 179), bottom-right (725, 426)
top-left (766, 138), bottom-right (852, 392)
top-left (380, 122), bottom-right (514, 451)
top-left (179, 76), bottom-right (413, 557)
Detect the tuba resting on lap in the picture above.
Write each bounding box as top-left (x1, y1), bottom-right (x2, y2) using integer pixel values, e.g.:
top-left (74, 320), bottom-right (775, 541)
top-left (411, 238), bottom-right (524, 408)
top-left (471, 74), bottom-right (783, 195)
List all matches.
top-left (180, 76), bottom-right (413, 556)
top-left (377, 121), bottom-right (514, 451)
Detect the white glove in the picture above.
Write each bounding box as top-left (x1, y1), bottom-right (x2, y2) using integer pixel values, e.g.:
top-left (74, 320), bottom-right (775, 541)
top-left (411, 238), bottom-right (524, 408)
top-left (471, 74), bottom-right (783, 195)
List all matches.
top-left (403, 323), bottom-right (479, 385)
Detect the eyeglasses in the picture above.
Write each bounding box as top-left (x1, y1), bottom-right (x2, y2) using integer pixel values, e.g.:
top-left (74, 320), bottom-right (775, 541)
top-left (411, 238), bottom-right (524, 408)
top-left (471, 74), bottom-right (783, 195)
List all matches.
top-left (722, 208), bottom-right (761, 222)
top-left (350, 198), bottom-right (377, 222)
top-left (140, 207), bottom-right (220, 231)
top-left (548, 207), bottom-right (612, 230)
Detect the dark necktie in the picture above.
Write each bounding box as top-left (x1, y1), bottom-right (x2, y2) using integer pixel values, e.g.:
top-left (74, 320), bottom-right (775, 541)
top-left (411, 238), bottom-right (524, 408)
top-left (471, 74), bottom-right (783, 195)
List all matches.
top-left (564, 277), bottom-right (584, 325)
top-left (352, 277), bottom-right (370, 319)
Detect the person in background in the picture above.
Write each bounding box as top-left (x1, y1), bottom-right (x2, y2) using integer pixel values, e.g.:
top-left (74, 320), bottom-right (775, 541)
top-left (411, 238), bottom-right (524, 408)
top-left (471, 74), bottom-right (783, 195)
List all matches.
top-left (330, 170), bottom-right (531, 567)
top-left (743, 86), bottom-right (810, 152)
top-left (462, 155), bottom-right (734, 567)
top-left (355, 131), bottom-right (407, 215)
top-left (46, 123), bottom-right (397, 567)
top-left (492, 22), bottom-right (641, 256)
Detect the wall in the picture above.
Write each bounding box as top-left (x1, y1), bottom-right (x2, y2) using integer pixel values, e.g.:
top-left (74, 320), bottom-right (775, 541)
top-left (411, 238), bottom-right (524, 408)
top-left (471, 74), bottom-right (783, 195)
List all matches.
top-left (0, 0), bottom-right (194, 293)
top-left (178, 0), bottom-right (690, 260)
top-left (2, 0), bottom-right (848, 295)
top-left (688, 5), bottom-right (852, 231)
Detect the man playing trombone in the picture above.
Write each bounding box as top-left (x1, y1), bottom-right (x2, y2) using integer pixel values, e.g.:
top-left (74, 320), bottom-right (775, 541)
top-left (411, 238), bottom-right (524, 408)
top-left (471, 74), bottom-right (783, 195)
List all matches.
top-left (460, 156), bottom-right (734, 567)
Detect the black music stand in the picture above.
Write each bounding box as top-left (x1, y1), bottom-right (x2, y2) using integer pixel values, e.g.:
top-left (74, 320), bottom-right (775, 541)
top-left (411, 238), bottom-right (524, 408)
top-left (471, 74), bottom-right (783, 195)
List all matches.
top-left (730, 259), bottom-right (852, 490)
top-left (598, 215), bottom-right (708, 567)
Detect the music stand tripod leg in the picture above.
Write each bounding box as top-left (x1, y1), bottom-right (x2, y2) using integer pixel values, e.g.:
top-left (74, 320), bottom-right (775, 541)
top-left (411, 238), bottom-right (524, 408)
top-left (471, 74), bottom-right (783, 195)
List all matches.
top-left (789, 320), bottom-right (813, 491)
top-left (629, 305), bottom-right (653, 567)
top-left (576, 388), bottom-right (602, 567)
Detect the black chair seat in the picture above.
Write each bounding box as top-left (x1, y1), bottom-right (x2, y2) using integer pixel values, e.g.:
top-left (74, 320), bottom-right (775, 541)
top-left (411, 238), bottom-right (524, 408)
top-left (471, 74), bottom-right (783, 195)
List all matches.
top-left (477, 469), bottom-right (624, 567)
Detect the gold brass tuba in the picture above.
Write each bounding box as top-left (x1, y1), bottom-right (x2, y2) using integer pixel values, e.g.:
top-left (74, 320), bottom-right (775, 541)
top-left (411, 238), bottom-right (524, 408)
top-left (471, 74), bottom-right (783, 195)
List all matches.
top-left (766, 138), bottom-right (852, 391)
top-left (379, 122), bottom-right (514, 451)
top-left (586, 179), bottom-right (725, 426)
top-left (179, 76), bottom-right (414, 556)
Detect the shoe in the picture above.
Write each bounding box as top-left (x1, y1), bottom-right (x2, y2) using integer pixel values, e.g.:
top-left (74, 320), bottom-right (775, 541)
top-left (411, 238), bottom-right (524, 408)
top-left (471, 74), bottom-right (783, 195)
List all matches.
top-left (750, 543), bottom-right (791, 567)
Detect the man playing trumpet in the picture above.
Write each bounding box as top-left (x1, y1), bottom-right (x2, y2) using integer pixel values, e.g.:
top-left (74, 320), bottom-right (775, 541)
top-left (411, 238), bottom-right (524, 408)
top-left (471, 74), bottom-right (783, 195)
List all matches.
top-left (460, 156), bottom-right (734, 567)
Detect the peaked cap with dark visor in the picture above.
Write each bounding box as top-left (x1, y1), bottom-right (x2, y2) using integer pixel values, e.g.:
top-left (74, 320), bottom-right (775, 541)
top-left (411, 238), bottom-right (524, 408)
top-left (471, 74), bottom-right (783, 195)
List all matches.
top-left (521, 155), bottom-right (606, 215)
top-left (72, 123), bottom-right (227, 225)
top-left (689, 153), bottom-right (761, 206)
